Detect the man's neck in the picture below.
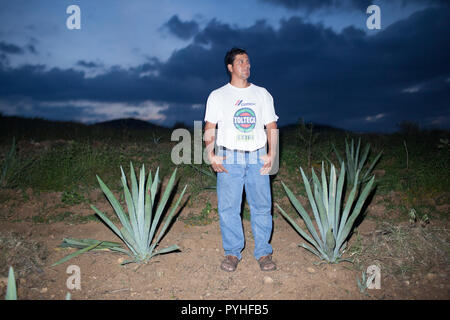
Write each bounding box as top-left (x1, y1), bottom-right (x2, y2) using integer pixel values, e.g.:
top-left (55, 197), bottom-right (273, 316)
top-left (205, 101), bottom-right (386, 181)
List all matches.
top-left (229, 78), bottom-right (250, 88)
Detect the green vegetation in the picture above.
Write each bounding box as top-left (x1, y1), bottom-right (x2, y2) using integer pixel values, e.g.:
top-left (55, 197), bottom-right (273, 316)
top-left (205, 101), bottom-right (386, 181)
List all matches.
top-left (182, 200), bottom-right (217, 225)
top-left (0, 137), bottom-right (16, 188)
top-left (330, 138), bottom-right (382, 188)
top-left (0, 116), bottom-right (448, 287)
top-left (277, 163), bottom-right (375, 263)
top-left (5, 266), bottom-right (17, 300)
top-left (51, 163), bottom-right (187, 266)
top-left (90, 163), bottom-right (187, 264)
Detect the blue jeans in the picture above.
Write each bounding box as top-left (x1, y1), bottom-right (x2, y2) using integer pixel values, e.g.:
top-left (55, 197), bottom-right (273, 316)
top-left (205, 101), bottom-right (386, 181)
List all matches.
top-left (216, 147), bottom-right (273, 260)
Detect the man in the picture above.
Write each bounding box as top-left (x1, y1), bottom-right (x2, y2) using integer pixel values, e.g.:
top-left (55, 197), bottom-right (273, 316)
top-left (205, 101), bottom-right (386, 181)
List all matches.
top-left (204, 47), bottom-right (279, 272)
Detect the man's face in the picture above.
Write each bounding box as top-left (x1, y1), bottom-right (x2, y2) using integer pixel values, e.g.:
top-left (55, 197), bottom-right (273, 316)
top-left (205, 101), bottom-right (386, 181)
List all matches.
top-left (228, 53), bottom-right (251, 80)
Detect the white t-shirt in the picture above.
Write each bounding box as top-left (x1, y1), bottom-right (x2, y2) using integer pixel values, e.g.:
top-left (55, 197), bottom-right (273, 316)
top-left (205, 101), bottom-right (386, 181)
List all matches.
top-left (204, 83), bottom-right (279, 151)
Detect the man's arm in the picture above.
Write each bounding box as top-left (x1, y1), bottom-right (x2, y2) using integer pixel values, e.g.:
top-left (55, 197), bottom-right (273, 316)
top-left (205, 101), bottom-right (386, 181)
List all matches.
top-left (204, 121), bottom-right (228, 173)
top-left (265, 121), bottom-right (278, 158)
top-left (260, 121), bottom-right (278, 175)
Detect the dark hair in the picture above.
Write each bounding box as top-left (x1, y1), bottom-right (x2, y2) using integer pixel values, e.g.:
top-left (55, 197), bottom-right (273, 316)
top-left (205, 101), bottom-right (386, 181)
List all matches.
top-left (224, 47), bottom-right (247, 75)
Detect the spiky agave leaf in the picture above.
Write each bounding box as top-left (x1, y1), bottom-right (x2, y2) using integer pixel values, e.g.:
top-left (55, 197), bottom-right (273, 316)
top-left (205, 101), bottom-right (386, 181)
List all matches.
top-left (93, 164), bottom-right (185, 263)
top-left (5, 266), bottom-right (17, 300)
top-left (332, 138), bottom-right (382, 188)
top-left (278, 162), bottom-right (375, 263)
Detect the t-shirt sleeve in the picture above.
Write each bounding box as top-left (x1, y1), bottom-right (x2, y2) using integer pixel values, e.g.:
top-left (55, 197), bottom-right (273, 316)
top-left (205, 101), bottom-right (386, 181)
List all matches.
top-left (262, 89), bottom-right (279, 125)
top-left (204, 92), bottom-right (219, 124)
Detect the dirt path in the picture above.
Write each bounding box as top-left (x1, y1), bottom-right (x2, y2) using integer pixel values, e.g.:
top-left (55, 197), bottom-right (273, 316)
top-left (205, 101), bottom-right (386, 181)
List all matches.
top-left (1, 211), bottom-right (448, 300)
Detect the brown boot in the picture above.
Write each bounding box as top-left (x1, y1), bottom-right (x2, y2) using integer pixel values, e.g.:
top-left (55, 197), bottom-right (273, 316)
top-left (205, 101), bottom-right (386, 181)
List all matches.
top-left (258, 254), bottom-right (276, 271)
top-left (220, 255), bottom-right (239, 272)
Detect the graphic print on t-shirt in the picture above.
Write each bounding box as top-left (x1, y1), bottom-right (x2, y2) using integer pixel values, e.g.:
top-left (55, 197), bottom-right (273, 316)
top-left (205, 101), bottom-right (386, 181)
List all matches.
top-left (233, 107), bottom-right (256, 133)
top-left (233, 98), bottom-right (256, 133)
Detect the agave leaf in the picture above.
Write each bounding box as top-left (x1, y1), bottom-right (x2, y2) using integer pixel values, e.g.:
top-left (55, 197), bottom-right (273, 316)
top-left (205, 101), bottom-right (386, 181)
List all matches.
top-left (59, 238), bottom-right (130, 255)
top-left (150, 244), bottom-right (180, 258)
top-left (299, 167), bottom-right (325, 241)
top-left (92, 207), bottom-right (137, 256)
top-left (143, 168), bottom-right (153, 246)
top-left (310, 169), bottom-right (328, 239)
top-left (281, 179), bottom-right (323, 249)
top-left (328, 164), bottom-right (336, 232)
top-left (130, 162), bottom-right (139, 213)
top-left (150, 167), bottom-right (160, 210)
top-left (299, 243), bottom-right (323, 259)
top-left (354, 138), bottom-right (361, 171)
top-left (325, 227), bottom-right (335, 254)
top-left (51, 241), bottom-right (102, 267)
top-left (362, 150), bottom-right (383, 181)
top-left (334, 162), bottom-right (346, 237)
top-left (119, 227), bottom-right (141, 256)
top-left (151, 184), bottom-right (187, 250)
top-left (336, 170), bottom-right (360, 237)
top-left (358, 142), bottom-right (370, 172)
top-left (321, 163), bottom-right (329, 218)
top-left (148, 167), bottom-right (178, 246)
top-left (96, 175), bottom-right (133, 235)
top-left (121, 166), bottom-right (139, 240)
top-left (137, 164), bottom-right (146, 244)
top-left (331, 143), bottom-right (343, 165)
top-left (276, 203), bottom-right (327, 259)
top-left (345, 140), bottom-right (355, 185)
top-left (60, 238), bottom-right (122, 249)
top-left (336, 175), bottom-right (375, 252)
top-left (91, 205), bottom-right (125, 243)
top-left (5, 266), bottom-right (17, 300)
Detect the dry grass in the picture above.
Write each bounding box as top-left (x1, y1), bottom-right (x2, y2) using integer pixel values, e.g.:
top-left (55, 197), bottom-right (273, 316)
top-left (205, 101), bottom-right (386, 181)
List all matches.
top-left (0, 231), bottom-right (48, 278)
top-left (354, 222), bottom-right (450, 278)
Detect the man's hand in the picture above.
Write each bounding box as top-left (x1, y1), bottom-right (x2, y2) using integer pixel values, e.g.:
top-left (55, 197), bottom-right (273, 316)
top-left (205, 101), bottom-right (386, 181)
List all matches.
top-left (259, 153), bottom-right (274, 175)
top-left (209, 153), bottom-right (228, 173)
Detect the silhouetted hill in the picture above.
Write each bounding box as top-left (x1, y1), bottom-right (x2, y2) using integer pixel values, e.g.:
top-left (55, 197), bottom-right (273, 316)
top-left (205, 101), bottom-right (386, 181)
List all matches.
top-left (279, 122), bottom-right (345, 133)
top-left (93, 118), bottom-right (169, 131)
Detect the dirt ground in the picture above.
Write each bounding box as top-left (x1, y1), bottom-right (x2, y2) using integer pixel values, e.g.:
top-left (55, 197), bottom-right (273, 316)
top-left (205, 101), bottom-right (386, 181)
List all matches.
top-left (0, 189), bottom-right (449, 300)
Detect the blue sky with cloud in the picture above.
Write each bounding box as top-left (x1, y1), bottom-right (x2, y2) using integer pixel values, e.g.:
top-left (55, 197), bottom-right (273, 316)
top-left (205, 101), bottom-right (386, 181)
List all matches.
top-left (0, 0), bottom-right (449, 132)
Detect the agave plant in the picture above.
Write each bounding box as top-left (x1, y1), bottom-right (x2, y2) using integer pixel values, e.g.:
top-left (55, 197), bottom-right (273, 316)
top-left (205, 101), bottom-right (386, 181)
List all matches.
top-left (331, 138), bottom-right (382, 188)
top-left (90, 163), bottom-right (187, 264)
top-left (5, 266), bottom-right (17, 300)
top-left (276, 162), bottom-right (375, 263)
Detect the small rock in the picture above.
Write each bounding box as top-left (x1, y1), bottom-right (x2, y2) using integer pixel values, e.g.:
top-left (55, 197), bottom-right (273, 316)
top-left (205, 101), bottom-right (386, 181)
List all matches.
top-left (117, 257), bottom-right (125, 264)
top-left (40, 287), bottom-right (48, 293)
top-left (306, 267), bottom-right (316, 274)
top-left (263, 276), bottom-right (274, 284)
top-left (404, 280), bottom-right (410, 286)
top-left (426, 273), bottom-right (437, 281)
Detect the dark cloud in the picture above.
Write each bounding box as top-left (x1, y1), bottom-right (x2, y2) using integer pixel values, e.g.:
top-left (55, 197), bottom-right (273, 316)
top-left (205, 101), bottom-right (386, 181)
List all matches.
top-left (259, 0), bottom-right (448, 12)
top-left (76, 60), bottom-right (102, 69)
top-left (161, 15), bottom-right (200, 40)
top-left (0, 41), bottom-right (24, 55)
top-left (0, 7), bottom-right (449, 132)
top-left (26, 44), bottom-right (38, 55)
